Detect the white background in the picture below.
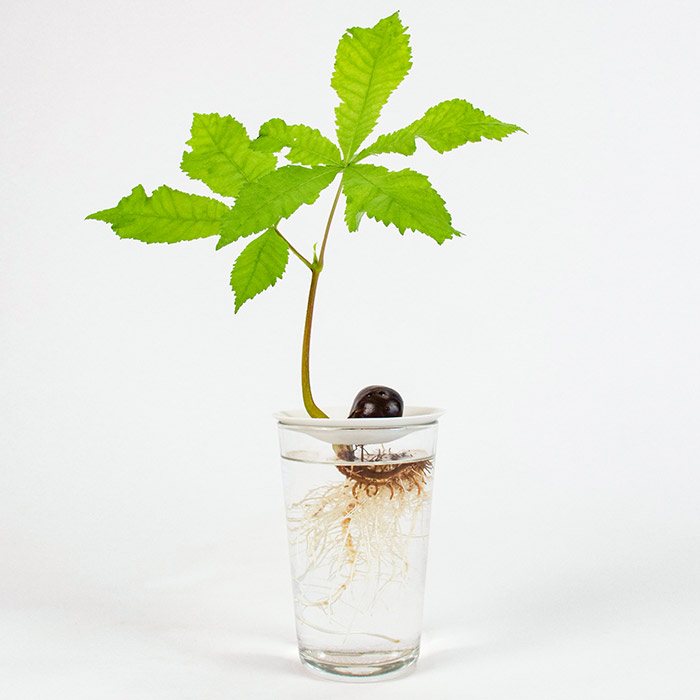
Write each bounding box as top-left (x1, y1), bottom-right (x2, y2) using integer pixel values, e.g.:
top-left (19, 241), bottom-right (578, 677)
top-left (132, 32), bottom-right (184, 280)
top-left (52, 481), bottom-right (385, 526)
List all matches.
top-left (2, 0), bottom-right (699, 697)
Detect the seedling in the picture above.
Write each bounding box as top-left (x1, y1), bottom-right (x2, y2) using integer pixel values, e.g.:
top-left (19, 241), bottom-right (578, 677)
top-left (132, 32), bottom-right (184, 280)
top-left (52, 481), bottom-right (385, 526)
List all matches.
top-left (88, 15), bottom-right (522, 604)
top-left (87, 12), bottom-right (523, 422)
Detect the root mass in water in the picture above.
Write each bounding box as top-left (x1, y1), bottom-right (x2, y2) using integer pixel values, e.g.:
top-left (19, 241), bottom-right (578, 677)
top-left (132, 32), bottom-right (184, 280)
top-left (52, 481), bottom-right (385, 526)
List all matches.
top-left (288, 450), bottom-right (432, 611)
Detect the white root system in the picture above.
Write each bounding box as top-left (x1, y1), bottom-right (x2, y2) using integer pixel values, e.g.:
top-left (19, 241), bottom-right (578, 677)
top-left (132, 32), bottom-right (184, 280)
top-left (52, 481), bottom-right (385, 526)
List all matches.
top-left (287, 467), bottom-right (432, 612)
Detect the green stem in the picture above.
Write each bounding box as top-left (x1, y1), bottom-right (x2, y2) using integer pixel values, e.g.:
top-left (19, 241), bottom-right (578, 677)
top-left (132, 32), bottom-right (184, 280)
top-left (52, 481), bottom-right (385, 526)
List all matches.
top-left (318, 176), bottom-right (344, 267)
top-left (274, 227), bottom-right (313, 270)
top-left (301, 177), bottom-right (344, 418)
top-left (301, 268), bottom-right (326, 417)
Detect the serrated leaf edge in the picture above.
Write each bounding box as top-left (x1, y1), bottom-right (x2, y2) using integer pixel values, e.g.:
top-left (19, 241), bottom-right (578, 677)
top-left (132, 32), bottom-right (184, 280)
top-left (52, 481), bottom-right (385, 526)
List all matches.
top-left (231, 230), bottom-right (289, 312)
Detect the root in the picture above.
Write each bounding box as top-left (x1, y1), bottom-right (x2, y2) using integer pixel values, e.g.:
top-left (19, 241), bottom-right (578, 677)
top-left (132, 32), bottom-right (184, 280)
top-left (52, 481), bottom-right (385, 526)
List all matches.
top-left (287, 453), bottom-right (432, 612)
top-left (337, 457), bottom-right (431, 498)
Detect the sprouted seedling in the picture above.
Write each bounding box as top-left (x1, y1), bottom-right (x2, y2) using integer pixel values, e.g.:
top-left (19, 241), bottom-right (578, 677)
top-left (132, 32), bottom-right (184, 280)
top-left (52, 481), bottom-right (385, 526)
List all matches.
top-left (86, 12), bottom-right (523, 420)
top-left (86, 12), bottom-right (522, 610)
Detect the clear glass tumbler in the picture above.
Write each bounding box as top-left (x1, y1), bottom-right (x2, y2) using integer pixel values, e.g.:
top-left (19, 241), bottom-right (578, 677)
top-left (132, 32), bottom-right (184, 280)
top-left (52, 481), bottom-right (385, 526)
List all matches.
top-left (276, 408), bottom-right (441, 681)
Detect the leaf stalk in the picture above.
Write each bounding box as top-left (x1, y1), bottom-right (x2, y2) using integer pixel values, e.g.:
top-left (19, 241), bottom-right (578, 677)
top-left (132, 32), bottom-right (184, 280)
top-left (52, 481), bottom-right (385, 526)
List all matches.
top-left (274, 227), bottom-right (313, 270)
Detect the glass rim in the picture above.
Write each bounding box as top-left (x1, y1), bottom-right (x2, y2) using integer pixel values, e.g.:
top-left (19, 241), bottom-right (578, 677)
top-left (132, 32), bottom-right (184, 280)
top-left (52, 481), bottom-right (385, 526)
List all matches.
top-left (274, 406), bottom-right (444, 429)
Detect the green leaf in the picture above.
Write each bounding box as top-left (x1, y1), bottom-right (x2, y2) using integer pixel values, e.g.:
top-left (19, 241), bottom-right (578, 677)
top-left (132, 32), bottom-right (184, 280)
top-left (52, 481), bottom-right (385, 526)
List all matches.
top-left (332, 12), bottom-right (412, 162)
top-left (230, 229), bottom-right (289, 312)
top-left (356, 99), bottom-right (524, 160)
top-left (181, 113), bottom-right (277, 197)
top-left (416, 99), bottom-right (524, 150)
top-left (86, 185), bottom-right (229, 244)
top-left (356, 128), bottom-right (418, 158)
top-left (218, 165), bottom-right (339, 249)
top-left (343, 164), bottom-right (461, 244)
top-left (251, 118), bottom-right (341, 166)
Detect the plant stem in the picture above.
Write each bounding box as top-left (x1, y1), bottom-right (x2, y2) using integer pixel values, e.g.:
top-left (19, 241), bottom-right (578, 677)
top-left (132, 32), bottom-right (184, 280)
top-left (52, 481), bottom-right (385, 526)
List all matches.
top-left (301, 177), bottom-right (344, 418)
top-left (318, 176), bottom-right (344, 267)
top-left (301, 268), bottom-right (326, 417)
top-left (274, 227), bottom-right (313, 270)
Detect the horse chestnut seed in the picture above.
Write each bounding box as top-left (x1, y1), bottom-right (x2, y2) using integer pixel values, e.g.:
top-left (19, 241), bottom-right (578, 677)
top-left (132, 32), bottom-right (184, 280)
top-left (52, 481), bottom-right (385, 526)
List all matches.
top-left (348, 385), bottom-right (404, 418)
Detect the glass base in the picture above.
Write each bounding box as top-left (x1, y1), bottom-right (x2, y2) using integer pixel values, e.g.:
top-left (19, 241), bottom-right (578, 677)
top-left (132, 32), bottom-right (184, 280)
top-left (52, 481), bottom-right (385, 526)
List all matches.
top-left (299, 645), bottom-right (419, 682)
